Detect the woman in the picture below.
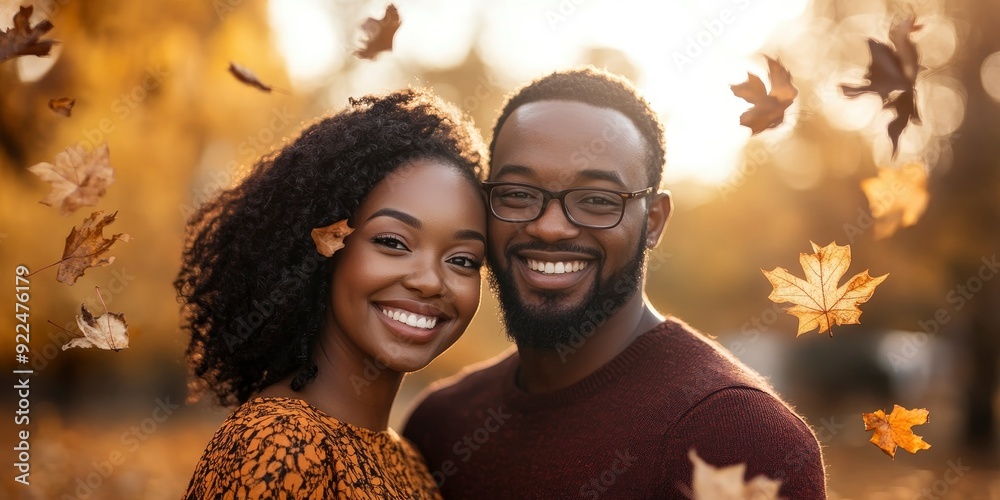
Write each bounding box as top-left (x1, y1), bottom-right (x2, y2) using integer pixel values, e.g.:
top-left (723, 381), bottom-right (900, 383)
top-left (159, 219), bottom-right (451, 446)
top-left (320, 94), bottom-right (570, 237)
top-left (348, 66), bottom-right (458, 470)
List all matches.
top-left (175, 88), bottom-right (487, 499)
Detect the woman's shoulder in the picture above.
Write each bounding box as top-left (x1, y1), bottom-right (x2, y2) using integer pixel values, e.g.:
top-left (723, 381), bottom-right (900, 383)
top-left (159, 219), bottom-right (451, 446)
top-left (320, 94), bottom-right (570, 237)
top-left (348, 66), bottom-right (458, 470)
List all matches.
top-left (183, 397), bottom-right (343, 499)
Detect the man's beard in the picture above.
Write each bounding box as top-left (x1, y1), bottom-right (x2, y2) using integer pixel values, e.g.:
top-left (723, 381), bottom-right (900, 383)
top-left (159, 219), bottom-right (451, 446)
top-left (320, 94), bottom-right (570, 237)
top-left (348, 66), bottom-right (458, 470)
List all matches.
top-left (486, 228), bottom-right (648, 350)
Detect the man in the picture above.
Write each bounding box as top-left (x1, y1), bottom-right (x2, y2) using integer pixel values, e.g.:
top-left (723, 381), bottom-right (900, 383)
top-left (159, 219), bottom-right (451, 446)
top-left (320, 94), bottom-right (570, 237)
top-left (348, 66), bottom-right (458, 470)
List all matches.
top-left (403, 67), bottom-right (826, 499)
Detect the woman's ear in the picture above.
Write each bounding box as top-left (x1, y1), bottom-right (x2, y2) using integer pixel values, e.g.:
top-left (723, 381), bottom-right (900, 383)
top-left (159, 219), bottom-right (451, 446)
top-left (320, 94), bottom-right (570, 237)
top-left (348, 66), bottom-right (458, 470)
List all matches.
top-left (644, 190), bottom-right (672, 248)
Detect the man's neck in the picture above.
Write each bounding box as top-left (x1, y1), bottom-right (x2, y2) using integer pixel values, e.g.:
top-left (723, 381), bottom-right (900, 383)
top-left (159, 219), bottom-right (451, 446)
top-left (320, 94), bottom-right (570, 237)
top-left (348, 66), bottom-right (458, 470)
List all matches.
top-left (515, 293), bottom-right (663, 394)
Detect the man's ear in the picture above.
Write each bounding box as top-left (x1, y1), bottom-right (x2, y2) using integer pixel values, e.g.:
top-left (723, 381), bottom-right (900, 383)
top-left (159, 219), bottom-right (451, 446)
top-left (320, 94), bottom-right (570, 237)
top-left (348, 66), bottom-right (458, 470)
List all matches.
top-left (644, 190), bottom-right (672, 248)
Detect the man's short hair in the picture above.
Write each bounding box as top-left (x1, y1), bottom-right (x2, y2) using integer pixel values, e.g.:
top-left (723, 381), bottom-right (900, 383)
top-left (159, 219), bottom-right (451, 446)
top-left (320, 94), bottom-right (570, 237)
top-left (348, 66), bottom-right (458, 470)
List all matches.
top-left (489, 66), bottom-right (666, 189)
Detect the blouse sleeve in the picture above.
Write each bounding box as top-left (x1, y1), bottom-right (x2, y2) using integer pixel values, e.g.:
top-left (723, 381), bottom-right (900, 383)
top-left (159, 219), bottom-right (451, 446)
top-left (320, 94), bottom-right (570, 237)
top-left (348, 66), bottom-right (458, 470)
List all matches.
top-left (184, 412), bottom-right (336, 500)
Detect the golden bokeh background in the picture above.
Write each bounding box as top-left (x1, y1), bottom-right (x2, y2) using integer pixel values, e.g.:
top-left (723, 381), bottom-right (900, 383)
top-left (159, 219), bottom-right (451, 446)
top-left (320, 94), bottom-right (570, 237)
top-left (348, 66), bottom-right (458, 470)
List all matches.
top-left (1, 0), bottom-right (998, 498)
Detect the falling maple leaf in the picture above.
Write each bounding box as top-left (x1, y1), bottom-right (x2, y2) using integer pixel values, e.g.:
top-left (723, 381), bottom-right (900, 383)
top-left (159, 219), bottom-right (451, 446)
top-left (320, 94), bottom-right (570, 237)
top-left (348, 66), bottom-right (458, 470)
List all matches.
top-left (355, 4), bottom-right (401, 60)
top-left (48, 97), bottom-right (75, 117)
top-left (762, 241), bottom-right (887, 337)
top-left (228, 62), bottom-right (273, 92)
top-left (29, 143), bottom-right (114, 215)
top-left (840, 14), bottom-right (922, 156)
top-left (0, 5), bottom-right (57, 63)
top-left (862, 405), bottom-right (930, 459)
top-left (861, 162), bottom-right (929, 239)
top-left (311, 219), bottom-right (354, 257)
top-left (685, 449), bottom-right (781, 500)
top-left (62, 303), bottom-right (129, 351)
top-left (53, 211), bottom-right (132, 285)
top-left (731, 56), bottom-right (798, 135)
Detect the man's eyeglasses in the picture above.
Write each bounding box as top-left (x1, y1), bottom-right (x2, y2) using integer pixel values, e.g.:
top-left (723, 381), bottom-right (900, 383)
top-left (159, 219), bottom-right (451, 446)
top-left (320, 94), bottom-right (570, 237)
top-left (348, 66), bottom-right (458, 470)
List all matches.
top-left (481, 181), bottom-right (654, 229)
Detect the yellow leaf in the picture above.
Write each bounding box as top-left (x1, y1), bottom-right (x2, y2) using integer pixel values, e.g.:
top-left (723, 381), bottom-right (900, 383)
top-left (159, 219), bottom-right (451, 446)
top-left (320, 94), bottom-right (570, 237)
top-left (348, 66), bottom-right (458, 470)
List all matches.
top-left (862, 404), bottom-right (931, 459)
top-left (311, 219), bottom-right (353, 257)
top-left (29, 143), bottom-right (115, 216)
top-left (688, 449), bottom-right (782, 500)
top-left (861, 162), bottom-right (929, 239)
top-left (762, 241), bottom-right (887, 336)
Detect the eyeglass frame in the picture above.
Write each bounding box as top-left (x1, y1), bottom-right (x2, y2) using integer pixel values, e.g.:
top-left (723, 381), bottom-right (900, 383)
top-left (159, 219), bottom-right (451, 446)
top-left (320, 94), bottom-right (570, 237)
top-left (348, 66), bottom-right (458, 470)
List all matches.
top-left (480, 181), bottom-right (655, 229)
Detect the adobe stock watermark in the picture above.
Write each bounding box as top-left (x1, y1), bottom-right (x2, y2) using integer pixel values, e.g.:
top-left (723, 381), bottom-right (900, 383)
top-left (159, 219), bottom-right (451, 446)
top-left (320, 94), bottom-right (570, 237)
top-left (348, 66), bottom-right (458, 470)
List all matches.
top-left (554, 246), bottom-right (672, 362)
top-left (31, 267), bottom-right (136, 373)
top-left (579, 449), bottom-right (638, 498)
top-left (430, 405), bottom-right (512, 487)
top-left (179, 106), bottom-right (294, 221)
top-left (884, 254), bottom-right (999, 372)
top-left (62, 397), bottom-right (181, 500)
top-left (671, 0), bottom-right (752, 74)
top-left (460, 73), bottom-right (502, 114)
top-left (728, 301), bottom-right (784, 356)
top-left (545, 0), bottom-right (591, 30)
top-left (77, 65), bottom-right (169, 153)
top-left (717, 85), bottom-right (837, 201)
top-left (914, 458), bottom-right (972, 500)
top-left (221, 239), bottom-right (326, 353)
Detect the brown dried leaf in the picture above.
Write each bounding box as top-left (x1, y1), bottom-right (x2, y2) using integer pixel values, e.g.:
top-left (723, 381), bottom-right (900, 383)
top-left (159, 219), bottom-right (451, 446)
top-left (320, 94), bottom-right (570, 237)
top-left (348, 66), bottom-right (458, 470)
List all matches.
top-left (0, 5), bottom-right (57, 63)
top-left (862, 405), bottom-right (931, 458)
top-left (731, 56), bottom-right (798, 135)
top-left (57, 211), bottom-right (132, 285)
top-left (840, 15), bottom-right (922, 155)
top-left (311, 219), bottom-right (354, 257)
top-left (62, 303), bottom-right (129, 351)
top-left (48, 97), bottom-right (75, 117)
top-left (228, 62), bottom-right (273, 92)
top-left (861, 162), bottom-right (929, 239)
top-left (688, 449), bottom-right (782, 500)
top-left (29, 143), bottom-right (114, 215)
top-left (355, 4), bottom-right (401, 60)
top-left (762, 241), bottom-right (888, 336)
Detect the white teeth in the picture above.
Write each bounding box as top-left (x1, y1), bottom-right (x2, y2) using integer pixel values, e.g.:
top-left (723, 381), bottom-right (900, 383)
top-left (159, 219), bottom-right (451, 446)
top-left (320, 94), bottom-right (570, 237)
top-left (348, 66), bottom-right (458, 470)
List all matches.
top-left (527, 259), bottom-right (589, 275)
top-left (380, 307), bottom-right (438, 330)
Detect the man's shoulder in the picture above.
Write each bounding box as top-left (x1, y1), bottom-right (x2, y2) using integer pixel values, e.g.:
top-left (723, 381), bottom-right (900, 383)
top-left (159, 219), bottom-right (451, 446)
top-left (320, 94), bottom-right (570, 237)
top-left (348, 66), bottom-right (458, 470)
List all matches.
top-left (638, 318), bottom-right (790, 419)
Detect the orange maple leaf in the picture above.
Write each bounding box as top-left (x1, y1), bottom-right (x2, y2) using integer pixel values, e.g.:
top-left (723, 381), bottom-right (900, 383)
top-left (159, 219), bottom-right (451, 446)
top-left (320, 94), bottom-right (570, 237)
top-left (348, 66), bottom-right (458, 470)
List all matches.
top-left (862, 405), bottom-right (931, 458)
top-left (56, 211), bottom-right (132, 285)
top-left (311, 219), bottom-right (354, 257)
top-left (29, 143), bottom-right (114, 216)
top-left (731, 56), bottom-right (798, 135)
top-left (0, 5), bottom-right (57, 63)
top-left (762, 241), bottom-right (887, 336)
top-left (860, 162), bottom-right (928, 239)
top-left (355, 4), bottom-right (401, 60)
top-left (686, 449), bottom-right (782, 500)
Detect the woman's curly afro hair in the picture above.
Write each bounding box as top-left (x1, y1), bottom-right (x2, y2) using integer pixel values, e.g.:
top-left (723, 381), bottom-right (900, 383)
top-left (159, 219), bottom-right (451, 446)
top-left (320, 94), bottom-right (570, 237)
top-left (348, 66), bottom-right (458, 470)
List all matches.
top-left (175, 88), bottom-right (486, 407)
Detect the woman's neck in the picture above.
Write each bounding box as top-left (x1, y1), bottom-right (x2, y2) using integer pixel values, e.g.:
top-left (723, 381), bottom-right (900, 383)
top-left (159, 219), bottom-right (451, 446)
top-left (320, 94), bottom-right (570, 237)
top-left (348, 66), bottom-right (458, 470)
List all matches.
top-left (259, 333), bottom-right (404, 432)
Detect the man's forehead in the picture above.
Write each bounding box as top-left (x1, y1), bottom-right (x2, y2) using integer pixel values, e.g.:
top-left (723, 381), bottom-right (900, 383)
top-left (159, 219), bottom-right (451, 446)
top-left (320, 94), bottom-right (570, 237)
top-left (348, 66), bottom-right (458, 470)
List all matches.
top-left (492, 100), bottom-right (648, 185)
top-left (503, 100), bottom-right (637, 135)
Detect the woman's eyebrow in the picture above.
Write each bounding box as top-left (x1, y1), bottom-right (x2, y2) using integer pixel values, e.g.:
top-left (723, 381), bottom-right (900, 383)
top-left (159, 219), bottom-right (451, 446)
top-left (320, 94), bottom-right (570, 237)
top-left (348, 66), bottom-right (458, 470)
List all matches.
top-left (366, 208), bottom-right (421, 228)
top-left (454, 229), bottom-right (486, 244)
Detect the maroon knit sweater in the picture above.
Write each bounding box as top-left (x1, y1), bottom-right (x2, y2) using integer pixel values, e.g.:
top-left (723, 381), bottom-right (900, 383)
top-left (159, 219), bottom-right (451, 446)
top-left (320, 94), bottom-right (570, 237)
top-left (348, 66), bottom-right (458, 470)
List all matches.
top-left (403, 318), bottom-right (827, 499)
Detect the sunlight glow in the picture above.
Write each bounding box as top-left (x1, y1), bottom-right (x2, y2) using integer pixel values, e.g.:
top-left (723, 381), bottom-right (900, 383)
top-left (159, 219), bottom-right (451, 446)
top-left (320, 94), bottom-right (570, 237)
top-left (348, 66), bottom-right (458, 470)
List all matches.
top-left (267, 0), bottom-right (342, 87)
top-left (268, 0), bottom-right (812, 184)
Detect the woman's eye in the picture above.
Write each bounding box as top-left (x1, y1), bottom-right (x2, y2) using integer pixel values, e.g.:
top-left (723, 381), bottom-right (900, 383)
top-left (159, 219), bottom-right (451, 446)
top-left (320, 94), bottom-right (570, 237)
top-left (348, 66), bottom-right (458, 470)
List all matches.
top-left (372, 235), bottom-right (408, 251)
top-left (449, 256), bottom-right (483, 269)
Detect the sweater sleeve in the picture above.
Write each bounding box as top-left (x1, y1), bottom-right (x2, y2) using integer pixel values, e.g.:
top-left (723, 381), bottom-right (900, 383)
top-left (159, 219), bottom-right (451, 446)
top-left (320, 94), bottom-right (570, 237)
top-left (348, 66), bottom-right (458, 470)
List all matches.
top-left (661, 386), bottom-right (827, 499)
top-left (184, 413), bottom-right (335, 500)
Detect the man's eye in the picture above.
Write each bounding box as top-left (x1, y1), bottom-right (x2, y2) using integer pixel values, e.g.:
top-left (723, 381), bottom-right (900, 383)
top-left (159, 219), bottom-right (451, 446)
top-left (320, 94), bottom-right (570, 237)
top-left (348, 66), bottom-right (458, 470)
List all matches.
top-left (501, 190), bottom-right (538, 199)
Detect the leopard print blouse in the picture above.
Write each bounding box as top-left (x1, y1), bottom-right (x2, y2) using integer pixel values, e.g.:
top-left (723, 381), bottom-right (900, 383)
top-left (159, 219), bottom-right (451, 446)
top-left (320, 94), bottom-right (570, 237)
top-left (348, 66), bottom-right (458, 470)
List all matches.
top-left (184, 397), bottom-right (441, 499)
